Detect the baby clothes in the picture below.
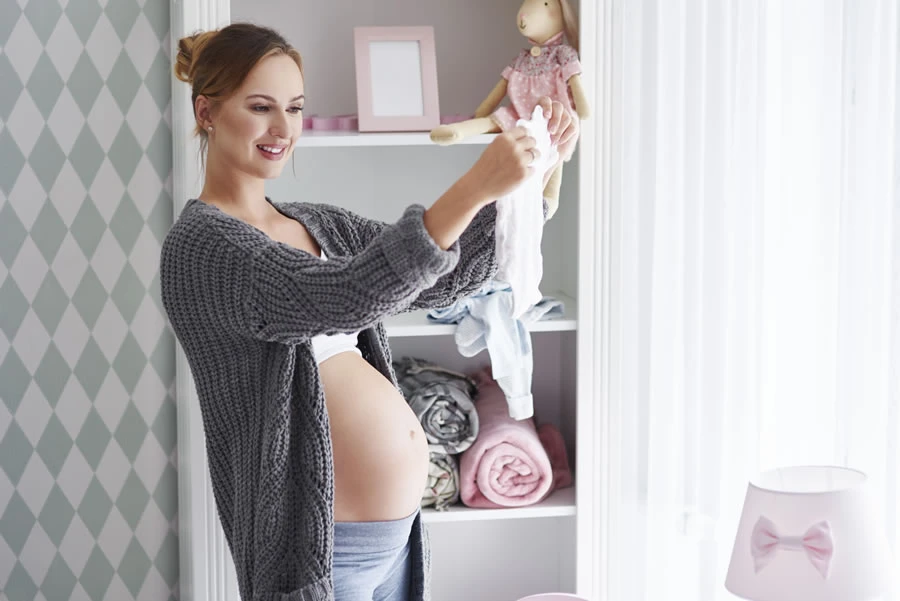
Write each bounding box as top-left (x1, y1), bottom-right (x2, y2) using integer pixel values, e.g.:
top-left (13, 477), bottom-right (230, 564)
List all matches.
top-left (421, 447), bottom-right (461, 511)
top-left (393, 356), bottom-right (479, 454)
top-left (492, 31), bottom-right (582, 161)
top-left (494, 104), bottom-right (559, 319)
top-left (427, 281), bottom-right (565, 420)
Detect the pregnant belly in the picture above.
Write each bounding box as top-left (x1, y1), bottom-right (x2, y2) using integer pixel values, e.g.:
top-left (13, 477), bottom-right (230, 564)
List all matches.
top-left (318, 351), bottom-right (430, 522)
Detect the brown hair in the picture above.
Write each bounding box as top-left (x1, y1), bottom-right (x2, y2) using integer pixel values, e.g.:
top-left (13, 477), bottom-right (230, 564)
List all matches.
top-left (174, 22), bottom-right (304, 153)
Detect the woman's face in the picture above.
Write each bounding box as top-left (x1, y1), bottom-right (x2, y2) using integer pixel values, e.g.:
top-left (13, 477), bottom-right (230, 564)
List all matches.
top-left (203, 53), bottom-right (305, 180)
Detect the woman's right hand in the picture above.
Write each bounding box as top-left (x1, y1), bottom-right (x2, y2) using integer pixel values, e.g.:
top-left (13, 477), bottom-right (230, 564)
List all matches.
top-left (423, 126), bottom-right (538, 250)
top-left (464, 126), bottom-right (538, 204)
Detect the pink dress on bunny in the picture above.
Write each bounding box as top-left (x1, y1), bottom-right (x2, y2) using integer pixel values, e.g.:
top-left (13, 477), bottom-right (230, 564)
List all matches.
top-left (491, 31), bottom-right (582, 160)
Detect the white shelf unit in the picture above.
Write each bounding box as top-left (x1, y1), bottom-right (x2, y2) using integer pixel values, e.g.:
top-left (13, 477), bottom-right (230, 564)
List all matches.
top-left (384, 291), bottom-right (577, 337)
top-left (422, 487), bottom-right (576, 524)
top-left (172, 0), bottom-right (604, 599)
top-left (295, 130), bottom-right (498, 147)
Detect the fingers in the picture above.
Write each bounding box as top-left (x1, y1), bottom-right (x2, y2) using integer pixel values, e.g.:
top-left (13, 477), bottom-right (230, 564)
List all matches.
top-left (548, 103), bottom-right (572, 145)
top-left (517, 133), bottom-right (539, 165)
top-left (557, 121), bottom-right (575, 146)
top-left (557, 114), bottom-right (579, 148)
top-left (503, 127), bottom-right (538, 157)
top-left (546, 100), bottom-right (562, 132)
top-left (539, 97), bottom-right (565, 144)
top-left (507, 125), bottom-right (530, 140)
top-left (538, 97), bottom-right (553, 120)
top-left (535, 97), bottom-right (574, 147)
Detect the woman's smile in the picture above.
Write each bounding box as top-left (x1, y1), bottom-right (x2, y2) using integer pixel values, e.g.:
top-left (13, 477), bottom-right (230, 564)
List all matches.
top-left (257, 143), bottom-right (287, 160)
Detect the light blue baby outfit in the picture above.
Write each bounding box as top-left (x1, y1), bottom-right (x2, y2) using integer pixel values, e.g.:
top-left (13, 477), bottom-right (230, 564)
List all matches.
top-left (427, 281), bottom-right (564, 419)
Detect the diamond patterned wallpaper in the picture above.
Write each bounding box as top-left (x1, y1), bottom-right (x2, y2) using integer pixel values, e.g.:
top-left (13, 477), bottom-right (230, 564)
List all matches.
top-left (0, 0), bottom-right (178, 598)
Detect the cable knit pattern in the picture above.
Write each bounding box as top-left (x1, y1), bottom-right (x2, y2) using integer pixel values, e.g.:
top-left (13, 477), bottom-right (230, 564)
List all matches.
top-left (160, 198), bottom-right (497, 601)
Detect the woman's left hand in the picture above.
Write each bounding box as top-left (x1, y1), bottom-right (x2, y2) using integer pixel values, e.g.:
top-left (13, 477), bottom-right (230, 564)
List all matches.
top-left (536, 96), bottom-right (578, 151)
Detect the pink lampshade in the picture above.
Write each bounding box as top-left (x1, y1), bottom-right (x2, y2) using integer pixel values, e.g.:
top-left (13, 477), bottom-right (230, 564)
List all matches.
top-left (726, 466), bottom-right (895, 601)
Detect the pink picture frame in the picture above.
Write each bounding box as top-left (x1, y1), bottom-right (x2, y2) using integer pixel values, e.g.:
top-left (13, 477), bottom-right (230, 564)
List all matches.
top-left (353, 26), bottom-right (441, 132)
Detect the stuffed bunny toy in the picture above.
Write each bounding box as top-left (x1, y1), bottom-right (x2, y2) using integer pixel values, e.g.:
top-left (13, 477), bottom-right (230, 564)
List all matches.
top-left (430, 0), bottom-right (590, 219)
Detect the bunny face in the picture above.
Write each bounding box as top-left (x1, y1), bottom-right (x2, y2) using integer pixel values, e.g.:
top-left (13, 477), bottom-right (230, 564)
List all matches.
top-left (516, 0), bottom-right (565, 44)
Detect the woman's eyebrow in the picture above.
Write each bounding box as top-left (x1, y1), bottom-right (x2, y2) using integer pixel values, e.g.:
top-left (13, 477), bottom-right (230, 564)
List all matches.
top-left (246, 94), bottom-right (305, 102)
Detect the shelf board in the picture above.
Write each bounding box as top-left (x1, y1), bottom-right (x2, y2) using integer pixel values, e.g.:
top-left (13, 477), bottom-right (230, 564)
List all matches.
top-left (294, 130), bottom-right (497, 148)
top-left (422, 487), bottom-right (575, 524)
top-left (385, 291), bottom-right (576, 338)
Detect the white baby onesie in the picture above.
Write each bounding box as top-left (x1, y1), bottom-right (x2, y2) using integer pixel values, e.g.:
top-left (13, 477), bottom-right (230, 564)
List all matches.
top-left (494, 105), bottom-right (559, 319)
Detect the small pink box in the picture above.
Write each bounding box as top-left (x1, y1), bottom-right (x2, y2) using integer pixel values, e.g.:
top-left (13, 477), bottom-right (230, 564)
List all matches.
top-left (336, 114), bottom-right (359, 131)
top-left (304, 114), bottom-right (359, 131)
top-left (310, 116), bottom-right (340, 130)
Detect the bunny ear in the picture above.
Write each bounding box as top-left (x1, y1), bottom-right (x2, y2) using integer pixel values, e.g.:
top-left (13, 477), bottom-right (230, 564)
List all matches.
top-left (558, 0), bottom-right (580, 53)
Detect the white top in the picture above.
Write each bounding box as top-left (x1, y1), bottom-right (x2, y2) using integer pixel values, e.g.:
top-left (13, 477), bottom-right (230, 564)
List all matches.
top-left (309, 249), bottom-right (362, 363)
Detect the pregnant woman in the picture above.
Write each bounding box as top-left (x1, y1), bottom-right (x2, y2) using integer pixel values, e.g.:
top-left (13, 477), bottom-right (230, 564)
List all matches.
top-left (160, 21), bottom-right (574, 601)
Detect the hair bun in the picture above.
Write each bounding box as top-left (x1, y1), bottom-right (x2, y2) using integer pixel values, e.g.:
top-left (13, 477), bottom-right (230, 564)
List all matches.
top-left (174, 30), bottom-right (217, 83)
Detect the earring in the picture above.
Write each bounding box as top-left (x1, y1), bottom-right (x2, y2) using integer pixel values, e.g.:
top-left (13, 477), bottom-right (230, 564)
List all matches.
top-left (207, 126), bottom-right (214, 132)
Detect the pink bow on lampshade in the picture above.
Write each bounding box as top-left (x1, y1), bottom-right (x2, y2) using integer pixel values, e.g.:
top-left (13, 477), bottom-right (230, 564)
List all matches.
top-left (750, 516), bottom-right (834, 578)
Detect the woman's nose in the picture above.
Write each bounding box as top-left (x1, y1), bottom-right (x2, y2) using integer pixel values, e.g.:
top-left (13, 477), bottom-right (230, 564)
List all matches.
top-left (269, 113), bottom-right (290, 139)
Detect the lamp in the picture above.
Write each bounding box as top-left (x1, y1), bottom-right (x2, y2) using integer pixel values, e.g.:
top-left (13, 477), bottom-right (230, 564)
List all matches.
top-left (726, 466), bottom-right (895, 601)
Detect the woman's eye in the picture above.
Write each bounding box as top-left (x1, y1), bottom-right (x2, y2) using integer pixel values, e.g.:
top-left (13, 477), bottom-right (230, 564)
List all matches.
top-left (288, 106), bottom-right (304, 114)
top-left (252, 105), bottom-right (269, 112)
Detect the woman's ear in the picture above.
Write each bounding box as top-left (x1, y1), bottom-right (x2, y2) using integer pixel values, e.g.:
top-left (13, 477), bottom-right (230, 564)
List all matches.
top-left (195, 95), bottom-right (212, 129)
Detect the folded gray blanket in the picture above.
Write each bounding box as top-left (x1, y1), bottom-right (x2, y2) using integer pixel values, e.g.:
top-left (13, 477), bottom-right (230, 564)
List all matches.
top-left (393, 357), bottom-right (479, 454)
top-left (421, 446), bottom-right (460, 511)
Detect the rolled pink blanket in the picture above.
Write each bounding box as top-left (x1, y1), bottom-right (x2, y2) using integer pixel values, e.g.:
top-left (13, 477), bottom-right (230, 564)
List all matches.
top-left (537, 422), bottom-right (573, 490)
top-left (459, 367), bottom-right (554, 508)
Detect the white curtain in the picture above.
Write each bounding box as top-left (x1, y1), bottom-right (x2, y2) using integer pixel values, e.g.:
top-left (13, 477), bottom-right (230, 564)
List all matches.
top-left (602, 1), bottom-right (900, 599)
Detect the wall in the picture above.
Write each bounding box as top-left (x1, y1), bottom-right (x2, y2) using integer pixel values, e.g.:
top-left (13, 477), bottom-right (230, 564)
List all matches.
top-left (0, 0), bottom-right (178, 598)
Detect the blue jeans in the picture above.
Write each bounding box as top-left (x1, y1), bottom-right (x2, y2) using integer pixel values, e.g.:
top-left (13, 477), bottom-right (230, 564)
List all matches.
top-left (332, 509), bottom-right (417, 601)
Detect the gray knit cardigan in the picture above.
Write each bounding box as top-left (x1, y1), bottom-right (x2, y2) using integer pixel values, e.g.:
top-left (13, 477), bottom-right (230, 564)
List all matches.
top-left (159, 197), bottom-right (498, 601)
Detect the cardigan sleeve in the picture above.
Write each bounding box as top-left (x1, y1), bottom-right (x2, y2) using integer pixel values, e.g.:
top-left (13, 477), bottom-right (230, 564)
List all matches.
top-left (161, 204), bottom-right (459, 345)
top-left (397, 200), bottom-right (550, 311)
top-left (405, 203), bottom-right (499, 310)
top-left (311, 202), bottom-right (501, 311)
